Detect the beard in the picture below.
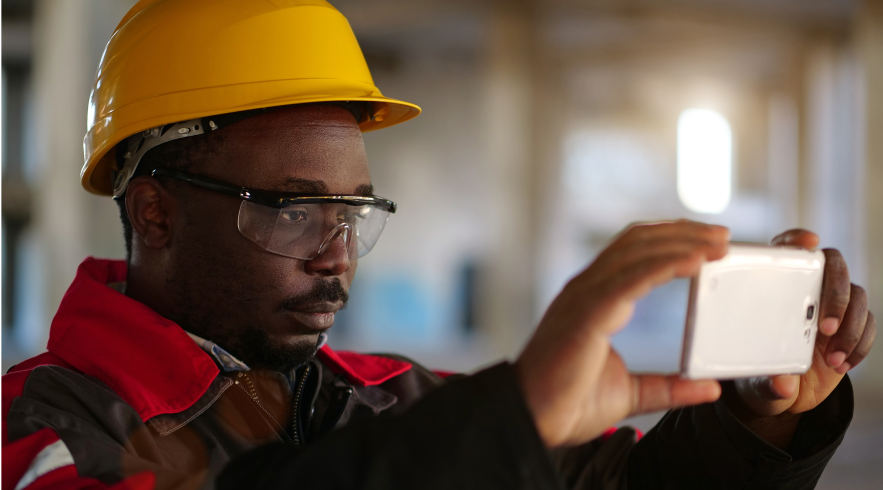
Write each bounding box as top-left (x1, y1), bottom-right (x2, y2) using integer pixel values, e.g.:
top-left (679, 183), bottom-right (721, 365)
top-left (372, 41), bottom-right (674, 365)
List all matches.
top-left (217, 279), bottom-right (348, 372)
top-left (229, 321), bottom-right (320, 373)
top-left (167, 222), bottom-right (349, 374)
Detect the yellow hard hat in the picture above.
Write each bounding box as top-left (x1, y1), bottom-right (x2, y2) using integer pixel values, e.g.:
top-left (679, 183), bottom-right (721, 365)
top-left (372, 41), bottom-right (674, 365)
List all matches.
top-left (82, 0), bottom-right (421, 196)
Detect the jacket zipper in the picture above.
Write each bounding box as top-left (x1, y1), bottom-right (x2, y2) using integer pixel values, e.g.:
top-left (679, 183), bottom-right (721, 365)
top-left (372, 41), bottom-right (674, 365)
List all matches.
top-left (234, 371), bottom-right (295, 445)
top-left (291, 364), bottom-right (312, 446)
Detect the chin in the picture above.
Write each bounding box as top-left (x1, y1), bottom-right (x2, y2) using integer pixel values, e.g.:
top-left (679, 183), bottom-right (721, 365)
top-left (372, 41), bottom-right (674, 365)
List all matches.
top-left (276, 331), bottom-right (321, 348)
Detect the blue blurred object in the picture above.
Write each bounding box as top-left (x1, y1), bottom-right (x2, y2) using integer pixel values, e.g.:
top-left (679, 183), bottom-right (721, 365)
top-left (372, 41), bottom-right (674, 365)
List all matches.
top-left (611, 278), bottom-right (690, 373)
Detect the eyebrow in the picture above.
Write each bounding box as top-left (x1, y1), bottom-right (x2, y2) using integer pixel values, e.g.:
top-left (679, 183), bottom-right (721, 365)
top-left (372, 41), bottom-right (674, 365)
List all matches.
top-left (278, 177), bottom-right (374, 196)
top-left (355, 184), bottom-right (374, 196)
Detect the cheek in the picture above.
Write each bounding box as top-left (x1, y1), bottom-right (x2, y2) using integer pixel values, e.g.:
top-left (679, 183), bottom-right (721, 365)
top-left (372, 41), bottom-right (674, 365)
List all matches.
top-left (172, 196), bottom-right (355, 309)
top-left (173, 198), bottom-right (299, 296)
top-left (179, 203), bottom-right (253, 269)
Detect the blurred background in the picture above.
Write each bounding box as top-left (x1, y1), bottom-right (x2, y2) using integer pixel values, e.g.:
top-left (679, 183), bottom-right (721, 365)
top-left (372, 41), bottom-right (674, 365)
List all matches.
top-left (2, 0), bottom-right (881, 486)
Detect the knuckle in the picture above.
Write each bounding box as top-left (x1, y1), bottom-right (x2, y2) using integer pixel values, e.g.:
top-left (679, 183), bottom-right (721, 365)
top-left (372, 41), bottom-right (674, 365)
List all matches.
top-left (838, 328), bottom-right (863, 348)
top-left (847, 350), bottom-right (868, 365)
top-left (822, 247), bottom-right (844, 257)
top-left (850, 284), bottom-right (868, 305)
top-left (826, 291), bottom-right (851, 311)
top-left (687, 249), bottom-right (706, 263)
top-left (865, 313), bottom-right (877, 343)
top-left (772, 229), bottom-right (801, 243)
top-left (822, 248), bottom-right (848, 269)
top-left (849, 326), bottom-right (876, 364)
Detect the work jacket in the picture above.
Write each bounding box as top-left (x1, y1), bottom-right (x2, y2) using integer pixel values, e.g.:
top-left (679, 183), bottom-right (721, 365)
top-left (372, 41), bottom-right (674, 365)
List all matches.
top-left (2, 258), bottom-right (853, 490)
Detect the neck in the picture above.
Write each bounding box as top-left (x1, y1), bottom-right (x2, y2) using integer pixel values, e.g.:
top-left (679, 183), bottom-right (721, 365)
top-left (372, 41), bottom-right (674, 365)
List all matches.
top-left (125, 252), bottom-right (177, 322)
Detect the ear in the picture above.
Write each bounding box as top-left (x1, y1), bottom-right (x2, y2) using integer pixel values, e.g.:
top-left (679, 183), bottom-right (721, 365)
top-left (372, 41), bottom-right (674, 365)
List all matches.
top-left (125, 176), bottom-right (177, 250)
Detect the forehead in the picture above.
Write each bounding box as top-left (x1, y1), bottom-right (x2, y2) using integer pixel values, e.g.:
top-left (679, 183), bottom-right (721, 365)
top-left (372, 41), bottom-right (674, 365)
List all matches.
top-left (196, 104), bottom-right (371, 194)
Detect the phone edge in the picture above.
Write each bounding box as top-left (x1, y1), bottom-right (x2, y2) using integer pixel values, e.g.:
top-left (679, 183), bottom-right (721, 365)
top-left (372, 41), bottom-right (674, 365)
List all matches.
top-left (679, 271), bottom-right (702, 379)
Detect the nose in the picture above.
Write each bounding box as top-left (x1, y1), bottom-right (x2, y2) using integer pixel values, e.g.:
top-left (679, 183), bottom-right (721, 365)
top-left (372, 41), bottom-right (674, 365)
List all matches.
top-left (304, 223), bottom-right (352, 277)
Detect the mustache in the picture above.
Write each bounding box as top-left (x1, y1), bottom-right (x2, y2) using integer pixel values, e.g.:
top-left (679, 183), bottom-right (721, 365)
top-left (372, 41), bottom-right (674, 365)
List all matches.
top-left (280, 279), bottom-right (349, 311)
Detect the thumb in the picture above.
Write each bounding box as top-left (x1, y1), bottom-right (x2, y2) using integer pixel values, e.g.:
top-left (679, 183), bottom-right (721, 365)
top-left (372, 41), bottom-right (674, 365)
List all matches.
top-left (630, 374), bottom-right (721, 416)
top-left (733, 375), bottom-right (800, 417)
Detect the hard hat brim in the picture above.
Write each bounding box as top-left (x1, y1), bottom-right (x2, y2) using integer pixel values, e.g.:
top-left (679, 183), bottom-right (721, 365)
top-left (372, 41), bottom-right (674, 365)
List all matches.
top-left (82, 82), bottom-right (420, 196)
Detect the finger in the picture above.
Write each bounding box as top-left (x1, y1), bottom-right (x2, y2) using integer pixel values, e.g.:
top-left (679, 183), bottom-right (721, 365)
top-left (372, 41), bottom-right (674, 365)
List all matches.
top-left (824, 284), bottom-right (868, 369)
top-left (769, 374), bottom-right (800, 399)
top-left (602, 252), bottom-right (709, 304)
top-left (570, 252), bottom-right (711, 336)
top-left (592, 237), bottom-right (728, 279)
top-left (733, 376), bottom-right (799, 417)
top-left (818, 249), bottom-right (851, 336)
top-left (770, 229), bottom-right (820, 250)
top-left (611, 220), bottom-right (729, 250)
top-left (630, 374), bottom-right (721, 415)
top-left (734, 376), bottom-right (796, 401)
top-left (841, 311), bottom-right (876, 374)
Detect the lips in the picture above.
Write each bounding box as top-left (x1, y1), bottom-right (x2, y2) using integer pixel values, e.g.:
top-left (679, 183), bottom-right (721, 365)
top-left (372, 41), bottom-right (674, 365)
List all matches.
top-left (284, 302), bottom-right (343, 331)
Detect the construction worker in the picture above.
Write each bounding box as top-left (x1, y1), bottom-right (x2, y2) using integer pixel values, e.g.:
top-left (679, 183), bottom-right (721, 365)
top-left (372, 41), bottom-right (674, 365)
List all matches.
top-left (2, 1), bottom-right (875, 489)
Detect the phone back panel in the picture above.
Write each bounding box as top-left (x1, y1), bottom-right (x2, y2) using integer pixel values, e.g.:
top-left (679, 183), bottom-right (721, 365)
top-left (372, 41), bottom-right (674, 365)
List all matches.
top-left (680, 245), bottom-right (825, 379)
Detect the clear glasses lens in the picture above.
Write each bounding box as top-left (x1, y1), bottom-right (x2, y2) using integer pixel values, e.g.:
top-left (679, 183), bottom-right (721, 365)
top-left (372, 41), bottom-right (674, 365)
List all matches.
top-left (237, 200), bottom-right (390, 260)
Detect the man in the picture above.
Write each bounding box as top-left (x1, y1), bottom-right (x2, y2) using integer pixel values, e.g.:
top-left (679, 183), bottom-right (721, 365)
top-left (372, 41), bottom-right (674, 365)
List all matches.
top-left (2, 1), bottom-right (875, 489)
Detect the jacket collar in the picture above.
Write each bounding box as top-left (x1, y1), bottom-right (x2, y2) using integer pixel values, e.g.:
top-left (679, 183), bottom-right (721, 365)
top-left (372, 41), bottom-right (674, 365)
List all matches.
top-left (47, 257), bottom-right (411, 422)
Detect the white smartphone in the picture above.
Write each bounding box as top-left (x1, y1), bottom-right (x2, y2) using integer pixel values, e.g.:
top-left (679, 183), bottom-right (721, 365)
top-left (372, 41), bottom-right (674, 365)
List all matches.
top-left (680, 244), bottom-right (826, 380)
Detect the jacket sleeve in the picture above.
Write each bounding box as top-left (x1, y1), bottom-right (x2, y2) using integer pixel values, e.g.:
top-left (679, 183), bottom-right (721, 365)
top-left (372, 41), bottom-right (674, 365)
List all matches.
top-left (3, 366), bottom-right (214, 490)
top-left (627, 375), bottom-right (853, 489)
top-left (220, 364), bottom-right (853, 490)
top-left (552, 375), bottom-right (854, 489)
top-left (2, 427), bottom-right (158, 490)
top-left (218, 362), bottom-right (565, 490)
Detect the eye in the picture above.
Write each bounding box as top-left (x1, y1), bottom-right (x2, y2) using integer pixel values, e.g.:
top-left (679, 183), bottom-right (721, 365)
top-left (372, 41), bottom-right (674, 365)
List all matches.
top-left (280, 209), bottom-right (308, 222)
top-left (338, 206), bottom-right (368, 223)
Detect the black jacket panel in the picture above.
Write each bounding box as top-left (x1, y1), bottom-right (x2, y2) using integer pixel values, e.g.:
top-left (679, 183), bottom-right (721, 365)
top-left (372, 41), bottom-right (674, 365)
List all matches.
top-left (6, 358), bottom-right (852, 490)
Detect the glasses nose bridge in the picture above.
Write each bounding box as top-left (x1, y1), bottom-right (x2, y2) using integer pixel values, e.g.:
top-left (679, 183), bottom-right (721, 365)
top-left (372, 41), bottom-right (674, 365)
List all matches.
top-left (316, 222), bottom-right (353, 257)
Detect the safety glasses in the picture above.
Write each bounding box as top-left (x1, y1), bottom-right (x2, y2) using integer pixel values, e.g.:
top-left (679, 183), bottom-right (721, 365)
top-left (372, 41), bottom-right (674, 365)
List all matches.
top-left (150, 168), bottom-right (395, 260)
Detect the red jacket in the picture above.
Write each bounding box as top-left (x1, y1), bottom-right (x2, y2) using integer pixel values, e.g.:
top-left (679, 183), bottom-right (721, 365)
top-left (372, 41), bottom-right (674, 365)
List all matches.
top-left (2, 258), bottom-right (423, 489)
top-left (2, 258), bottom-right (853, 490)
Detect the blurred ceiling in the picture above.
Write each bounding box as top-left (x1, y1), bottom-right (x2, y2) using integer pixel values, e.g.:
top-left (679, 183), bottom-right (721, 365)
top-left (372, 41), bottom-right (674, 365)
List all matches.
top-left (332, 0), bottom-right (859, 107)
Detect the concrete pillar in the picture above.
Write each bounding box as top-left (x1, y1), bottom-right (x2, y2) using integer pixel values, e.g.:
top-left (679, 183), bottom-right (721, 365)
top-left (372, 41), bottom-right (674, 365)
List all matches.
top-left (479, 0), bottom-right (539, 359)
top-left (30, 0), bottom-right (95, 348)
top-left (28, 0), bottom-right (129, 351)
top-left (855, 0), bottom-right (883, 384)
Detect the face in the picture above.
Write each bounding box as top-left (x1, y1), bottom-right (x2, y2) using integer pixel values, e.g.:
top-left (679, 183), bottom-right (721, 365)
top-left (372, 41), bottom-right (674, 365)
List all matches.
top-left (163, 104), bottom-right (371, 371)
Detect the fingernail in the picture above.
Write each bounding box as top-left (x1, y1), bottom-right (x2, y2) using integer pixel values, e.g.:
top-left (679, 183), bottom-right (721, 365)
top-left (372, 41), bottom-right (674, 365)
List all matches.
top-left (821, 318), bottom-right (839, 336)
top-left (835, 362), bottom-right (851, 375)
top-left (827, 351), bottom-right (847, 368)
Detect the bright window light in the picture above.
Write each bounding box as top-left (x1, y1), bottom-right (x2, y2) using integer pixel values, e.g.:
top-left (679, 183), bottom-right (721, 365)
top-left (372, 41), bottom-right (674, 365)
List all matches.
top-left (677, 109), bottom-right (732, 214)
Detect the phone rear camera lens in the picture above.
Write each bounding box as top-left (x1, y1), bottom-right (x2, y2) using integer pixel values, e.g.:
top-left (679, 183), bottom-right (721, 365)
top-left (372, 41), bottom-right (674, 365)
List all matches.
top-left (806, 304), bottom-right (815, 320)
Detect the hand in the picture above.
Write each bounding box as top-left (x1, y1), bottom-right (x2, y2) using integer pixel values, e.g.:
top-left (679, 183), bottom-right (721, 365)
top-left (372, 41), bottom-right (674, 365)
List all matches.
top-left (515, 221), bottom-right (729, 448)
top-left (732, 230), bottom-right (876, 420)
